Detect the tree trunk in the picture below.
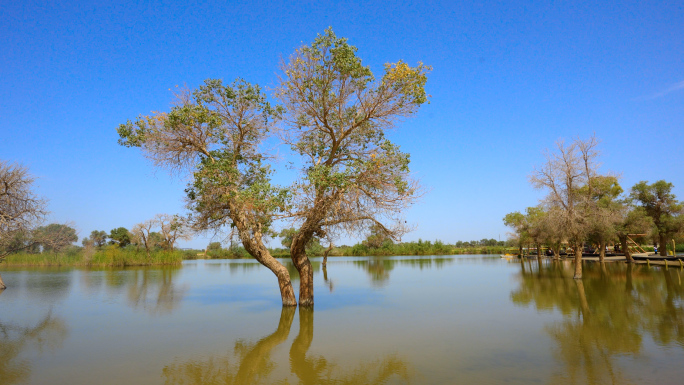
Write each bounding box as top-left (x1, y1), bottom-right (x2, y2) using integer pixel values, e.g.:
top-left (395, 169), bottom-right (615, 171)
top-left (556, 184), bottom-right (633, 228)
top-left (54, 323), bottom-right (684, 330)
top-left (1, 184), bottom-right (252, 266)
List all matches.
top-left (598, 240), bottom-right (605, 263)
top-left (573, 243), bottom-right (583, 279)
top-left (240, 229), bottom-right (297, 307)
top-left (290, 228), bottom-right (315, 307)
top-left (536, 242), bottom-right (541, 258)
top-left (659, 233), bottom-right (668, 256)
top-left (322, 243), bottom-right (333, 268)
top-left (619, 235), bottom-right (633, 262)
top-left (0, 273), bottom-right (6, 290)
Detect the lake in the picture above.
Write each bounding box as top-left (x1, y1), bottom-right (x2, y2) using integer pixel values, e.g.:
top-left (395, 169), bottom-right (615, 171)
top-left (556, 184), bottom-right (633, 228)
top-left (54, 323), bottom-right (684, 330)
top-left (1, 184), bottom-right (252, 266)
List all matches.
top-left (1, 255), bottom-right (684, 384)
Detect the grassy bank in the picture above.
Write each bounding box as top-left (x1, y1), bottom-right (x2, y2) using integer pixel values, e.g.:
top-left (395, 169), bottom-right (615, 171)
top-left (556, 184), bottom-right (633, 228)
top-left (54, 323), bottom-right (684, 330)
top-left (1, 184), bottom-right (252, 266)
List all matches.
top-left (1, 246), bottom-right (187, 267)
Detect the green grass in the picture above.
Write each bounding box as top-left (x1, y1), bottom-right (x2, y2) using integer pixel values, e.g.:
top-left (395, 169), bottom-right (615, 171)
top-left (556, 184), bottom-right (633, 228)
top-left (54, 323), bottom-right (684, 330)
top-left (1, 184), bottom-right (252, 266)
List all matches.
top-left (1, 246), bottom-right (184, 267)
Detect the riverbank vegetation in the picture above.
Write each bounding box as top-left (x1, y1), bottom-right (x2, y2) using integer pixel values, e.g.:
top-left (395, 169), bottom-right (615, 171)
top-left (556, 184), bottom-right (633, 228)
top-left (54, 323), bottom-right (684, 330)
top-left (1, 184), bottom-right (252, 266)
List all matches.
top-left (504, 135), bottom-right (683, 279)
top-left (1, 246), bottom-right (188, 267)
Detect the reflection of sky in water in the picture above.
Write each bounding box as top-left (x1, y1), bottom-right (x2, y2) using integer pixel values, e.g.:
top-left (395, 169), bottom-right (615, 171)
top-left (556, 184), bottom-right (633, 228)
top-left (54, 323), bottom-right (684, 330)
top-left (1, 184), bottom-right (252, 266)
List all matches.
top-left (2, 256), bottom-right (684, 384)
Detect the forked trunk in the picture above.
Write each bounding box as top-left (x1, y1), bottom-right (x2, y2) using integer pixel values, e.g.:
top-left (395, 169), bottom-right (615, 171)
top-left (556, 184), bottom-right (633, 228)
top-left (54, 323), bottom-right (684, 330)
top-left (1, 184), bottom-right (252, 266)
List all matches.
top-left (659, 233), bottom-right (668, 256)
top-left (573, 244), bottom-right (583, 279)
top-left (290, 229), bottom-right (315, 307)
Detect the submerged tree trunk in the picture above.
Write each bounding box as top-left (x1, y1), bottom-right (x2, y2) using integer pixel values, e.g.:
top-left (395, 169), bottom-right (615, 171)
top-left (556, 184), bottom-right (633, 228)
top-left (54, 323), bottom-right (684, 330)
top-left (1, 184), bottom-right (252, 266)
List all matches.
top-left (322, 243), bottom-right (333, 268)
top-left (0, 272), bottom-right (6, 290)
top-left (239, 227), bottom-right (297, 307)
top-left (291, 230), bottom-right (314, 307)
top-left (573, 243), bottom-right (583, 279)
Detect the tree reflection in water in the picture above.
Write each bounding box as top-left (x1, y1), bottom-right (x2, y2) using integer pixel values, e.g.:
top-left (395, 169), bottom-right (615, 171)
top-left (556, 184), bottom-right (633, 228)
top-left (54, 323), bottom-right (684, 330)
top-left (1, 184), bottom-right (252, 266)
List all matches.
top-left (0, 311), bottom-right (68, 385)
top-left (162, 307), bottom-right (412, 384)
top-left (511, 260), bottom-right (684, 384)
top-left (125, 268), bottom-right (187, 315)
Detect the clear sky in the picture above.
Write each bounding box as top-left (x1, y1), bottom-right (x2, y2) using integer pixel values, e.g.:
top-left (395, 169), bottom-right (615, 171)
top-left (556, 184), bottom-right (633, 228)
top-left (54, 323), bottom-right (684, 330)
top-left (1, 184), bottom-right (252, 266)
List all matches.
top-left (2, 0), bottom-right (682, 249)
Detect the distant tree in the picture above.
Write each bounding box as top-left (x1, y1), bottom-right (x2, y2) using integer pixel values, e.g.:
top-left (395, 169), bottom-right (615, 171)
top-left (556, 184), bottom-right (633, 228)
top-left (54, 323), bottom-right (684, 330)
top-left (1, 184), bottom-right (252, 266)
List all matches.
top-left (529, 135), bottom-right (601, 279)
top-left (109, 227), bottom-right (131, 247)
top-left (83, 230), bottom-right (107, 248)
top-left (207, 242), bottom-right (222, 252)
top-left (503, 211), bottom-right (529, 256)
top-left (280, 227), bottom-right (324, 256)
top-left (33, 224), bottom-right (78, 252)
top-left (156, 214), bottom-right (192, 251)
top-left (630, 180), bottom-right (683, 256)
top-left (131, 220), bottom-right (156, 260)
top-left (363, 224), bottom-right (394, 249)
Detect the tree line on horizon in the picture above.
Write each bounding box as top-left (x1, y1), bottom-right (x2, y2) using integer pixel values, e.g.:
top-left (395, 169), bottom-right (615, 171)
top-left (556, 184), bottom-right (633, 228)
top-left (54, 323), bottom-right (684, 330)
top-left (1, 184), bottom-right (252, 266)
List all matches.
top-left (504, 135), bottom-right (683, 279)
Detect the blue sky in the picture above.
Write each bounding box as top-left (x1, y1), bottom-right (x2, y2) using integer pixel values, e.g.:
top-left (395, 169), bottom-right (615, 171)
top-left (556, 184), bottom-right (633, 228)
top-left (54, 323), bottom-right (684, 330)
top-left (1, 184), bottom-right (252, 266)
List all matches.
top-left (2, 0), bottom-right (682, 248)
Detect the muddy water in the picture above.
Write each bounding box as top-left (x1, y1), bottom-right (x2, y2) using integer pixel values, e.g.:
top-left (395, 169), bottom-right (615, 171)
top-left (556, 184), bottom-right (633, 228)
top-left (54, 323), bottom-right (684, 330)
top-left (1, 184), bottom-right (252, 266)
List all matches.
top-left (1, 256), bottom-right (683, 384)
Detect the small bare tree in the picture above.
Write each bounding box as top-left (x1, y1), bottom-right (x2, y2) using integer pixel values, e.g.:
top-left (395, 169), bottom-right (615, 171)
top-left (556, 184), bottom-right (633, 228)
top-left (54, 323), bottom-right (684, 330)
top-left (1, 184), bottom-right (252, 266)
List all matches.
top-left (156, 214), bottom-right (192, 251)
top-left (529, 136), bottom-right (600, 279)
top-left (131, 219), bottom-right (156, 261)
top-left (0, 161), bottom-right (49, 289)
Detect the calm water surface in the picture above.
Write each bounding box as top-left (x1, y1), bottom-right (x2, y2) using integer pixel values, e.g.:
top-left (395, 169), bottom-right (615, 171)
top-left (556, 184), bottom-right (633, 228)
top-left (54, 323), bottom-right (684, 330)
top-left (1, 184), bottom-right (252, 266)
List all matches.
top-left (1, 256), bottom-right (684, 384)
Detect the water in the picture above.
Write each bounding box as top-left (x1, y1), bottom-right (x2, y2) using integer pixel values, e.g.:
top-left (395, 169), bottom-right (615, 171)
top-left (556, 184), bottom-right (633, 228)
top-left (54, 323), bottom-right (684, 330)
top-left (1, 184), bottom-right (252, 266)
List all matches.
top-left (1, 256), bottom-right (684, 384)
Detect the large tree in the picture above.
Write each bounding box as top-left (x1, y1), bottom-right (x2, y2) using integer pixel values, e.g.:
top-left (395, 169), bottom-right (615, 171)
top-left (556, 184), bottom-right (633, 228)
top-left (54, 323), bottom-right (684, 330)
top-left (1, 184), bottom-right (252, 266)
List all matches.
top-left (529, 136), bottom-right (601, 279)
top-left (277, 28), bottom-right (430, 306)
top-left (581, 175), bottom-right (623, 262)
top-left (629, 180), bottom-right (683, 256)
top-left (118, 79), bottom-right (297, 306)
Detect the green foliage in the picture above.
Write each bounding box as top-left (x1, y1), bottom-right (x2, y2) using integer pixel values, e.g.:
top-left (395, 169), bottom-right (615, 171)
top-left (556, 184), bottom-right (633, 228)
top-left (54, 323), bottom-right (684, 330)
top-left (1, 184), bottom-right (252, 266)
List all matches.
top-left (83, 230), bottom-right (108, 247)
top-left (630, 180), bottom-right (683, 237)
top-left (0, 245), bottom-right (183, 267)
top-left (109, 227), bottom-right (131, 247)
top-left (34, 223), bottom-right (78, 252)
